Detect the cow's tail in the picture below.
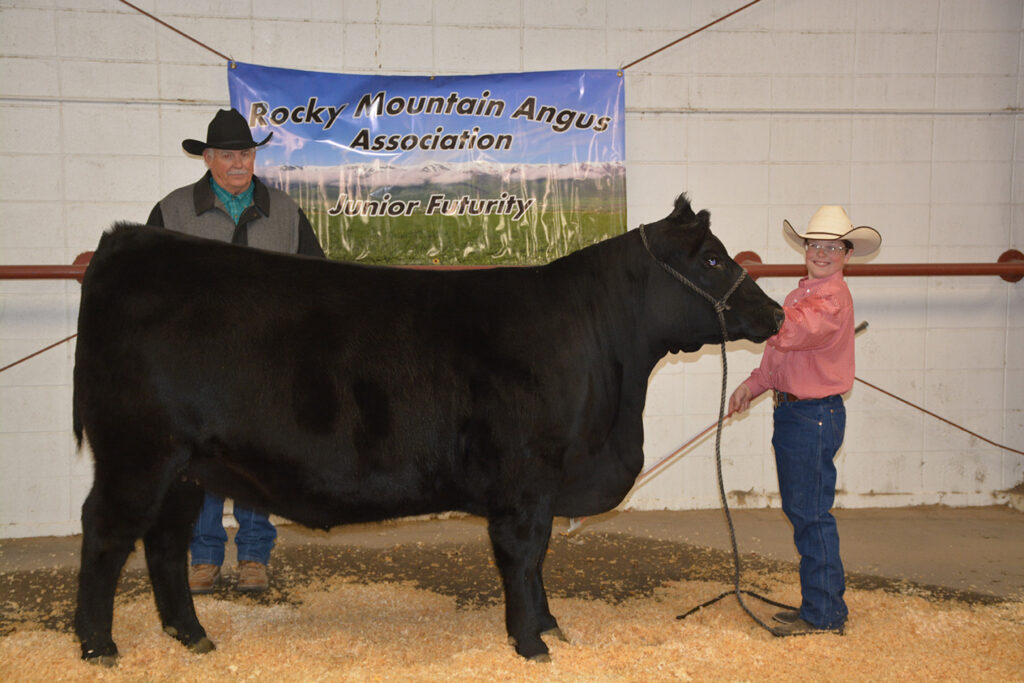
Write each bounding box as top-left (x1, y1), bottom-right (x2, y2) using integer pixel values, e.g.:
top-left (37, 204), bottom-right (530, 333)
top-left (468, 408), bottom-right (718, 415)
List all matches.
top-left (72, 363), bottom-right (84, 450)
top-left (73, 402), bottom-right (83, 450)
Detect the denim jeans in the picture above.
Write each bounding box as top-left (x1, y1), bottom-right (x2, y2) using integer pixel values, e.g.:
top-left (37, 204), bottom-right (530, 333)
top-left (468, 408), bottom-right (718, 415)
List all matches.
top-left (190, 491), bottom-right (277, 566)
top-left (772, 394), bottom-right (848, 629)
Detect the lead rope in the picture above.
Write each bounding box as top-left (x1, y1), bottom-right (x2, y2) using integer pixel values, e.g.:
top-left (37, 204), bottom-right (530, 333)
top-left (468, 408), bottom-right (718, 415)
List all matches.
top-left (674, 310), bottom-right (797, 636)
top-left (636, 225), bottom-right (797, 636)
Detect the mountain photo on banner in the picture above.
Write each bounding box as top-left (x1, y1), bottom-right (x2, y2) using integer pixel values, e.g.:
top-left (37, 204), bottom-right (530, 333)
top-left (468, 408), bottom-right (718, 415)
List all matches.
top-left (228, 63), bottom-right (626, 265)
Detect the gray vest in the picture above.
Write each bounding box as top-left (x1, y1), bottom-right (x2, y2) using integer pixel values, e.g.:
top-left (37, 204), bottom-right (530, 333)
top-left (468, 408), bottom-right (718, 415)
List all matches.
top-left (157, 177), bottom-right (302, 254)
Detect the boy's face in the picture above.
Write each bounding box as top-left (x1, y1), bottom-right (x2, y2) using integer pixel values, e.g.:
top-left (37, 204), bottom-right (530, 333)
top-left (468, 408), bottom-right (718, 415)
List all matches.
top-left (804, 239), bottom-right (852, 279)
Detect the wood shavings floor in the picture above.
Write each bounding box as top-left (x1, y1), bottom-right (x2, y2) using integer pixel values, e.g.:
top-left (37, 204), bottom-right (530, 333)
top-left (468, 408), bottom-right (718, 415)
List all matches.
top-left (2, 508), bottom-right (1022, 681)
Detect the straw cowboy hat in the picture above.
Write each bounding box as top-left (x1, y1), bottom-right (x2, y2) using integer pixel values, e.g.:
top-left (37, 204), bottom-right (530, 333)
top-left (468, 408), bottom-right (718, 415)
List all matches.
top-left (182, 108), bottom-right (272, 156)
top-left (783, 206), bottom-right (881, 256)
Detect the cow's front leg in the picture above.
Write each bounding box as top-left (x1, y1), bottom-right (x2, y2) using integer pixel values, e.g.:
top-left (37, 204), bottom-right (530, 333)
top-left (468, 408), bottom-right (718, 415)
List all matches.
top-left (530, 548), bottom-right (567, 643)
top-left (487, 503), bottom-right (558, 661)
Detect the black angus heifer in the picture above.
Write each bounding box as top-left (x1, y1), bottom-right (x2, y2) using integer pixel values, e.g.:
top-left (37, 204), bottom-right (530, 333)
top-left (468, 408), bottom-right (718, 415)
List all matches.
top-left (73, 193), bottom-right (784, 664)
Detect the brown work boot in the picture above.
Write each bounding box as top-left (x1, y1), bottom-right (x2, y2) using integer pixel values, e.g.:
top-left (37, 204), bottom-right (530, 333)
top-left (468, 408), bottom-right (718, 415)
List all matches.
top-left (188, 564), bottom-right (221, 594)
top-left (773, 617), bottom-right (845, 636)
top-left (236, 561), bottom-right (269, 592)
top-left (772, 610), bottom-right (800, 625)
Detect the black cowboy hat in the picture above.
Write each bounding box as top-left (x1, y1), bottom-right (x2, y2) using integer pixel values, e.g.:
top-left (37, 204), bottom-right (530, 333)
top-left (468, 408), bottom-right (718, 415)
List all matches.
top-left (182, 108), bottom-right (273, 156)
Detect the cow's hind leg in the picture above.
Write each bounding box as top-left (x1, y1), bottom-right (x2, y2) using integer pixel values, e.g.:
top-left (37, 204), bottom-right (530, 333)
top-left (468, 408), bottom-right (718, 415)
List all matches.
top-left (143, 477), bottom-right (214, 653)
top-left (487, 502), bottom-right (559, 661)
top-left (75, 444), bottom-right (195, 664)
top-left (75, 486), bottom-right (138, 664)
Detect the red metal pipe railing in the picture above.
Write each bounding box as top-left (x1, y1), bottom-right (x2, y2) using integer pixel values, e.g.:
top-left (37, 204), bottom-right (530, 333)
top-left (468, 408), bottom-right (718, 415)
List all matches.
top-left (734, 249), bottom-right (1024, 283)
top-left (1, 249), bottom-right (1022, 283)
top-left (1, 265), bottom-right (91, 280)
top-left (0, 252), bottom-right (95, 283)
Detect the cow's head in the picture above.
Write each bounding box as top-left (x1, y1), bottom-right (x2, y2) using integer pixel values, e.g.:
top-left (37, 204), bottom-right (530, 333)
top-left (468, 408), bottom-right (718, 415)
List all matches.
top-left (638, 194), bottom-right (784, 353)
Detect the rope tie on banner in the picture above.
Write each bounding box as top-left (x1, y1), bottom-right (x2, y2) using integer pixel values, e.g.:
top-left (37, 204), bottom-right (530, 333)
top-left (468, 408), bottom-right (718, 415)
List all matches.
top-left (119, 0), bottom-right (233, 65)
top-left (621, 0), bottom-right (765, 71)
top-left (119, 0), bottom-right (764, 73)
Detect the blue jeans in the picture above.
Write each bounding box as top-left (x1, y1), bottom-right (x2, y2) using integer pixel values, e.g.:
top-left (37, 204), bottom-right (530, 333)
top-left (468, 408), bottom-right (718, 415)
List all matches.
top-left (190, 492), bottom-right (277, 566)
top-left (772, 394), bottom-right (848, 629)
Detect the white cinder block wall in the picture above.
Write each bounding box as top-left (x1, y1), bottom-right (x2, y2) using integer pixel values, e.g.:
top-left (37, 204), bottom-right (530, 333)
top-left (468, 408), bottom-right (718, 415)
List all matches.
top-left (1, 0), bottom-right (1021, 538)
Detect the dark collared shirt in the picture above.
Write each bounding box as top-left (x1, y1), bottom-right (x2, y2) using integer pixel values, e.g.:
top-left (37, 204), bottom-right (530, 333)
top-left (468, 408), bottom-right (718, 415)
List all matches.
top-left (210, 177), bottom-right (255, 225)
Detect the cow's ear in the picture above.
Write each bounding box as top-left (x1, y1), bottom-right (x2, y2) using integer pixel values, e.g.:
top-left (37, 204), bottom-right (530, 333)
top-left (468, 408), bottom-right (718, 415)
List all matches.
top-left (689, 210), bottom-right (711, 255)
top-left (670, 193), bottom-right (694, 221)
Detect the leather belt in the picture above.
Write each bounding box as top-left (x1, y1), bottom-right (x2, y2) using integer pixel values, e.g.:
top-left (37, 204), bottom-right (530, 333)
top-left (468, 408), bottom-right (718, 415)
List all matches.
top-left (773, 391), bottom-right (840, 407)
top-left (773, 390), bottom-right (805, 407)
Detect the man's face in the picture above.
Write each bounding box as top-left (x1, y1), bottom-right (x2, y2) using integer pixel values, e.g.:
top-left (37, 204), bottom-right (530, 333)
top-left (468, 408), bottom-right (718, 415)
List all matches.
top-left (204, 147), bottom-right (255, 194)
top-left (804, 239), bottom-right (852, 279)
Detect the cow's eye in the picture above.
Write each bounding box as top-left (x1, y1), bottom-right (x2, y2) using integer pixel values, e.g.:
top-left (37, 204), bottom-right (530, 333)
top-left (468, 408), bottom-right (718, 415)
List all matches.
top-left (704, 254), bottom-right (721, 268)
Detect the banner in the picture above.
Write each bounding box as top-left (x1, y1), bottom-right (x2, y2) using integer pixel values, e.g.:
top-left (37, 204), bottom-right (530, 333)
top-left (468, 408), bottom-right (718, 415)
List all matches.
top-left (228, 62), bottom-right (626, 265)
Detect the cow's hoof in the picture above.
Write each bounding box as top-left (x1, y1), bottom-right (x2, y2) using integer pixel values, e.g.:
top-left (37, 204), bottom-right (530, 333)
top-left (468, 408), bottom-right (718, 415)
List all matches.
top-left (82, 649), bottom-right (118, 667)
top-left (188, 637), bottom-right (216, 654)
top-left (164, 625), bottom-right (215, 654)
top-left (541, 626), bottom-right (569, 643)
top-left (508, 635), bottom-right (551, 662)
top-left (81, 643), bottom-right (119, 667)
top-left (85, 654), bottom-right (118, 668)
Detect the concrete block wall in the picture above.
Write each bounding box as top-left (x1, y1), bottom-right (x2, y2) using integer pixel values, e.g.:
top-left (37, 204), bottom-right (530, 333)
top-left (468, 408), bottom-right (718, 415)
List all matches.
top-left (1, 0), bottom-right (1021, 538)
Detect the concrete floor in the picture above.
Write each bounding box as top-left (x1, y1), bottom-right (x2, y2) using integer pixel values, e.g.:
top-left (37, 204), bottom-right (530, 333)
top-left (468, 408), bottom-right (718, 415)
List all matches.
top-left (2, 505), bottom-right (1022, 601)
top-left (588, 505), bottom-right (1024, 600)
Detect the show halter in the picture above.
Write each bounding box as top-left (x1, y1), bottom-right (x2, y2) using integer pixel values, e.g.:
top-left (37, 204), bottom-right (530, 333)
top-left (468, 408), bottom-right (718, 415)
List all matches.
top-left (638, 224), bottom-right (747, 317)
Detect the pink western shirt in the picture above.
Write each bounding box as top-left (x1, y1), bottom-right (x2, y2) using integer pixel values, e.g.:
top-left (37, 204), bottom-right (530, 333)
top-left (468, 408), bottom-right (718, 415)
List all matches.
top-left (743, 271), bottom-right (856, 401)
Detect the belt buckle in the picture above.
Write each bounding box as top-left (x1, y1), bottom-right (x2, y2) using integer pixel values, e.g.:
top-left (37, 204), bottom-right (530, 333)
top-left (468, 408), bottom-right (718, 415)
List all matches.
top-left (774, 390), bottom-right (796, 407)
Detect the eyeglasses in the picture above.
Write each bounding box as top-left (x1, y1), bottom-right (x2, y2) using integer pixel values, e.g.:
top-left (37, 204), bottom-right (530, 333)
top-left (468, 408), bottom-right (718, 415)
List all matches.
top-left (804, 241), bottom-right (847, 254)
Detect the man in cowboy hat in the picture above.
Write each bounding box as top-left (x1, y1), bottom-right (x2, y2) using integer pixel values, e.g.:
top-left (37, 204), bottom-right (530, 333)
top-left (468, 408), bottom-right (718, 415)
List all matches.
top-left (147, 108), bottom-right (325, 594)
top-left (729, 206), bottom-right (881, 635)
top-left (148, 108), bottom-right (324, 255)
